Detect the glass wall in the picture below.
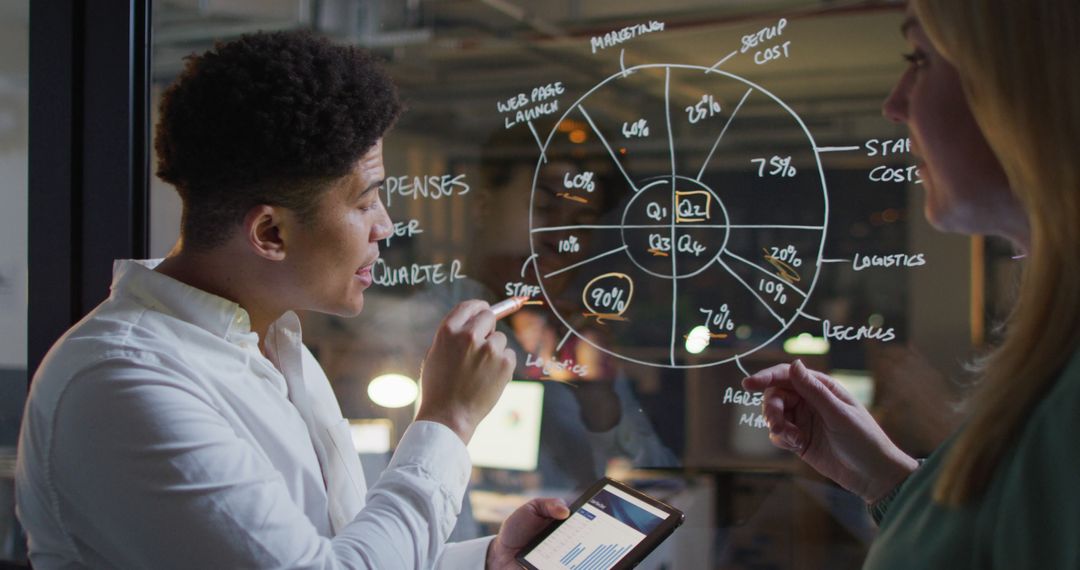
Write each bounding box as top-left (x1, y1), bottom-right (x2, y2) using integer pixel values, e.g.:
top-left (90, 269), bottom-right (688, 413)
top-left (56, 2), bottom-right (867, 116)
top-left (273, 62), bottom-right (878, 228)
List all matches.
top-left (148, 1), bottom-right (989, 567)
top-left (0, 0), bottom-right (29, 562)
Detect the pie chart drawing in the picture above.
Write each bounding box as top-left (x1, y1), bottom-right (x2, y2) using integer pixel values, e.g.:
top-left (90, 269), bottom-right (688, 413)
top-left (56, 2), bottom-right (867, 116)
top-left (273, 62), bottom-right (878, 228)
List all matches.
top-left (529, 63), bottom-right (829, 369)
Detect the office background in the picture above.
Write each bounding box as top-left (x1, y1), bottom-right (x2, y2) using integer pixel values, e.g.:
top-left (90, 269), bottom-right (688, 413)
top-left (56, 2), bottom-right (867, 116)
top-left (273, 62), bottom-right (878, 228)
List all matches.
top-left (2, 1), bottom-right (1023, 567)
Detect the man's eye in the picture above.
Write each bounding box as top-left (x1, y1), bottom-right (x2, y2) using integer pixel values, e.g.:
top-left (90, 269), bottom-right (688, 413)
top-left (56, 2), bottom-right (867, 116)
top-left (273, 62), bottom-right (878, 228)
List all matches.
top-left (359, 194), bottom-right (383, 211)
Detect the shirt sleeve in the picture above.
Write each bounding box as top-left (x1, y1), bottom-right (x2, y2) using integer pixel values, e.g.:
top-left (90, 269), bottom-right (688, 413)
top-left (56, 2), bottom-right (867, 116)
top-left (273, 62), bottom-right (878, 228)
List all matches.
top-left (46, 359), bottom-right (469, 570)
top-left (434, 537), bottom-right (494, 569)
top-left (866, 459), bottom-right (923, 526)
top-left (866, 480), bottom-right (905, 526)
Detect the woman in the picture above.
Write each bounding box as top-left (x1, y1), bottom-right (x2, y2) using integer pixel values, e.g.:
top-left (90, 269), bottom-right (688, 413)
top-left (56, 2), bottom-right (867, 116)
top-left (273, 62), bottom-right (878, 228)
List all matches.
top-left (744, 0), bottom-right (1079, 567)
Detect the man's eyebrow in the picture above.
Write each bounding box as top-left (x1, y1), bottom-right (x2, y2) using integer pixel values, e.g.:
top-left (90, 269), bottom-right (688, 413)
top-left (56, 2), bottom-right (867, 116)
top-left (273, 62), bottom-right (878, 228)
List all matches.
top-left (355, 179), bottom-right (384, 200)
top-left (900, 16), bottom-right (918, 38)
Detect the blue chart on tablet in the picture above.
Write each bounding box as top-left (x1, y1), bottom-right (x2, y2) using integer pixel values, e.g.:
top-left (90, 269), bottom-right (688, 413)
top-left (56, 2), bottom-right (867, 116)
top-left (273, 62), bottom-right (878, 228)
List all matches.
top-left (523, 484), bottom-right (667, 570)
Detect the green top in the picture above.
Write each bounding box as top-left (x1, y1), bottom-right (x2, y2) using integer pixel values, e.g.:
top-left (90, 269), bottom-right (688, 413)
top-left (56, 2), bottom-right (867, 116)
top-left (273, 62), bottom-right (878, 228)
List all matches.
top-left (864, 350), bottom-right (1080, 569)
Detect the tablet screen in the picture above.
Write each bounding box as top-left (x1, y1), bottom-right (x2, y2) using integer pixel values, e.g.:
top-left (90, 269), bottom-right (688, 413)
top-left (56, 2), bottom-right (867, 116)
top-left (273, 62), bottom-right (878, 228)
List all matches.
top-left (521, 482), bottom-right (673, 570)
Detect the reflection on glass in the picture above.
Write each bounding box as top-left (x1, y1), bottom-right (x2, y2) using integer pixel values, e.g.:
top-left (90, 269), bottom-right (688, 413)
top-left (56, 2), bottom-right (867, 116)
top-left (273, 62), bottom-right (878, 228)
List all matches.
top-left (146, 1), bottom-right (988, 567)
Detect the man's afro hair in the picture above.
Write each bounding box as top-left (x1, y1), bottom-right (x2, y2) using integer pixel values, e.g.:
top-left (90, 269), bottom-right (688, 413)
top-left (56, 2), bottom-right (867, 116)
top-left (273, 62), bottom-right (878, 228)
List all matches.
top-left (155, 30), bottom-right (403, 195)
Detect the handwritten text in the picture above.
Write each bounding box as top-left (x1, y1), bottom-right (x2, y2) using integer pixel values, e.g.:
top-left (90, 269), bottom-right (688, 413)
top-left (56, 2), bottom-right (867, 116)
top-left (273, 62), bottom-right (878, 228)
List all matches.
top-left (504, 282), bottom-right (542, 298)
top-left (823, 319), bottom-right (896, 343)
top-left (384, 174), bottom-right (469, 207)
top-left (385, 219), bottom-right (423, 246)
top-left (372, 259), bottom-right (467, 287)
top-left (590, 21), bottom-right (665, 53)
top-left (722, 387), bottom-right (764, 408)
top-left (852, 253), bottom-right (926, 271)
top-left (524, 353), bottom-right (589, 379)
top-left (740, 413), bottom-right (768, 430)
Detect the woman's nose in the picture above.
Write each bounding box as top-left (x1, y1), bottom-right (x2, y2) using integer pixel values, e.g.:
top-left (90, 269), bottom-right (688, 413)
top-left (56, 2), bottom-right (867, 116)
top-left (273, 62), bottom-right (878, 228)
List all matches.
top-left (882, 71), bottom-right (911, 124)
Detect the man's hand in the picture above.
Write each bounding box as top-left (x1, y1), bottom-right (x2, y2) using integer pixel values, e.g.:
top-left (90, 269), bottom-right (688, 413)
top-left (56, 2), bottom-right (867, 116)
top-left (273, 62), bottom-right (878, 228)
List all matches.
top-left (743, 360), bottom-right (918, 503)
top-left (486, 498), bottom-right (571, 569)
top-left (416, 301), bottom-right (516, 443)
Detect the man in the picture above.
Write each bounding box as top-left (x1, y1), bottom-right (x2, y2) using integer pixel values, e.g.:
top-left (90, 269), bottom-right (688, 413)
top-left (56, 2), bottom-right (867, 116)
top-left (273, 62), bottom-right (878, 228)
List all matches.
top-left (16, 31), bottom-right (567, 568)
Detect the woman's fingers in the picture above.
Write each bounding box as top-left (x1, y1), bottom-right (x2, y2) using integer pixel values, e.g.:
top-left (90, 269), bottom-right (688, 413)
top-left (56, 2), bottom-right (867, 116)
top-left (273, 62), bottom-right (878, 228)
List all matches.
top-left (768, 426), bottom-right (805, 453)
top-left (742, 362), bottom-right (792, 391)
top-left (809, 368), bottom-right (859, 406)
top-left (746, 360), bottom-right (845, 423)
top-left (762, 387), bottom-right (795, 430)
top-left (761, 387), bottom-right (807, 453)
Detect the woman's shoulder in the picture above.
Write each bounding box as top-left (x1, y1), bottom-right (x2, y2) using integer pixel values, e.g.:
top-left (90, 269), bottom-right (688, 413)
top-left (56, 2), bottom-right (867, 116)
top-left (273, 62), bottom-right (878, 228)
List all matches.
top-left (986, 347), bottom-right (1080, 567)
top-left (997, 346), bottom-right (1080, 483)
top-left (1031, 347), bottom-right (1080, 428)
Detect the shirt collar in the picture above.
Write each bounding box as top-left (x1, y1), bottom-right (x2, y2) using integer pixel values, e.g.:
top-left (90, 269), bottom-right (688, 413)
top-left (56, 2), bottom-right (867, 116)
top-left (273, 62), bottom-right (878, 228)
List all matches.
top-left (110, 259), bottom-right (256, 339)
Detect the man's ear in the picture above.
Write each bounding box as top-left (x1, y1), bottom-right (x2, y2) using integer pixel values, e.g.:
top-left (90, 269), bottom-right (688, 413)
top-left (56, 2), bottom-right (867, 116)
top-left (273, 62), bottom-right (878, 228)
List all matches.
top-left (243, 204), bottom-right (287, 261)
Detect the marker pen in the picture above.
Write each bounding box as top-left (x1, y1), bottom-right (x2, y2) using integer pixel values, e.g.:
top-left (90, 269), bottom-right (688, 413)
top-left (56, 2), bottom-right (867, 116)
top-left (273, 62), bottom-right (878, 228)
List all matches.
top-left (491, 296), bottom-right (531, 320)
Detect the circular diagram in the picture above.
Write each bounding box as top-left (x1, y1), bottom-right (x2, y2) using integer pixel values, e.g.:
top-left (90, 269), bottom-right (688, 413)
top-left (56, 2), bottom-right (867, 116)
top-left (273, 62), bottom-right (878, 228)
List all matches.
top-left (529, 64), bottom-right (829, 369)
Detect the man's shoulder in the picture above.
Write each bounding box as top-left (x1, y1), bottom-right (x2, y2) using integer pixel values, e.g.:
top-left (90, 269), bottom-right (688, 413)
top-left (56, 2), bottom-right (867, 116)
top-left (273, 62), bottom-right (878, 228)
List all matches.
top-left (29, 299), bottom-right (206, 409)
top-left (46, 297), bottom-right (164, 357)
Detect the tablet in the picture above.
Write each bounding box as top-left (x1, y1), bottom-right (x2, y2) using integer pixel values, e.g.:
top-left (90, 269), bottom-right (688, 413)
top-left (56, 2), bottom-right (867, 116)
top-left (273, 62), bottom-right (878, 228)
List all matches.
top-left (516, 478), bottom-right (684, 570)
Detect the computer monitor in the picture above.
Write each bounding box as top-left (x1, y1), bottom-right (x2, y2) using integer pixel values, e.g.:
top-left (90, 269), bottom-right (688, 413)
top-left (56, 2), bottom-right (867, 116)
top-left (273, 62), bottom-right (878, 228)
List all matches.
top-left (468, 380), bottom-right (545, 471)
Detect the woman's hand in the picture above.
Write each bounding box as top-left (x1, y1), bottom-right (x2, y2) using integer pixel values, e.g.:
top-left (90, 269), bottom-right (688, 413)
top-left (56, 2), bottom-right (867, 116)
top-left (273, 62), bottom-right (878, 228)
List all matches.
top-left (486, 498), bottom-right (571, 569)
top-left (743, 360), bottom-right (918, 503)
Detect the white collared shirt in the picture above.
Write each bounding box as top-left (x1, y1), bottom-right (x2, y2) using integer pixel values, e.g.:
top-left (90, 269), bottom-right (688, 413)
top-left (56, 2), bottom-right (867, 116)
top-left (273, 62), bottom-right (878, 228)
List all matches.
top-left (16, 259), bottom-right (490, 569)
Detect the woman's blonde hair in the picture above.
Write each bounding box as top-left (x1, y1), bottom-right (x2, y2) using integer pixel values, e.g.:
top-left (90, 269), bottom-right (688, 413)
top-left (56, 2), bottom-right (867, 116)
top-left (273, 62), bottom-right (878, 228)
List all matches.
top-left (913, 0), bottom-right (1080, 505)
